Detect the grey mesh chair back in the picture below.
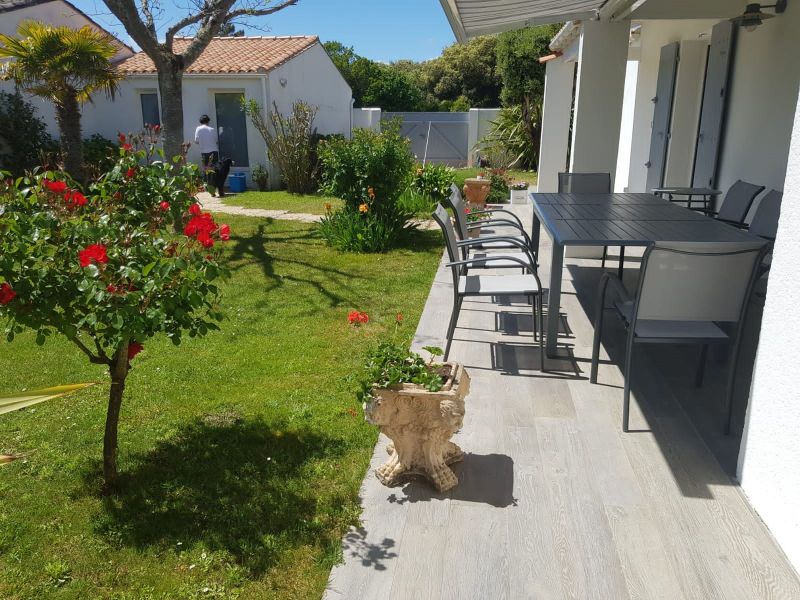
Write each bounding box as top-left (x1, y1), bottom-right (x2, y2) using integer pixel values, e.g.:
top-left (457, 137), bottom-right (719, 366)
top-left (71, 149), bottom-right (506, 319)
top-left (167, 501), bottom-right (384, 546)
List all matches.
top-left (749, 190), bottom-right (782, 240)
top-left (635, 242), bottom-right (766, 323)
top-left (445, 187), bottom-right (470, 240)
top-left (432, 203), bottom-right (464, 286)
top-left (717, 180), bottom-right (765, 223)
top-left (557, 172), bottom-right (611, 193)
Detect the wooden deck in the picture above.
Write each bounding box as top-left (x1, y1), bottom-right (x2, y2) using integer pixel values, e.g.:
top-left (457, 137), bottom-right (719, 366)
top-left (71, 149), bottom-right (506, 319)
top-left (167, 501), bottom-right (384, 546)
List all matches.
top-left (324, 205), bottom-right (800, 600)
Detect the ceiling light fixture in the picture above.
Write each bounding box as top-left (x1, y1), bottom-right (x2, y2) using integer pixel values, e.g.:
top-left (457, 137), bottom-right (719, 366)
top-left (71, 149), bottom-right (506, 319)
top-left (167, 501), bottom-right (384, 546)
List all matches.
top-left (731, 1), bottom-right (788, 32)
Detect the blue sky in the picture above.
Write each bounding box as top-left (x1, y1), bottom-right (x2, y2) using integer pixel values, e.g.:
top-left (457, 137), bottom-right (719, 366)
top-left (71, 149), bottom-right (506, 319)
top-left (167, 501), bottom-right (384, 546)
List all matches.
top-left (73, 0), bottom-right (457, 62)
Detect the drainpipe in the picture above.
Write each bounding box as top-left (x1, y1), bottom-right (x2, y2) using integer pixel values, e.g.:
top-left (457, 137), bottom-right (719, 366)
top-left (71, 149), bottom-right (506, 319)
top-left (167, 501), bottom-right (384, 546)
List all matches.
top-left (260, 74), bottom-right (273, 189)
top-left (350, 97), bottom-right (355, 139)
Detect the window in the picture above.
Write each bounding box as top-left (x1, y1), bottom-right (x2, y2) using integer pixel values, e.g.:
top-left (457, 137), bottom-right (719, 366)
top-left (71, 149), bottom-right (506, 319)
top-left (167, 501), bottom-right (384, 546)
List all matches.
top-left (140, 92), bottom-right (160, 127)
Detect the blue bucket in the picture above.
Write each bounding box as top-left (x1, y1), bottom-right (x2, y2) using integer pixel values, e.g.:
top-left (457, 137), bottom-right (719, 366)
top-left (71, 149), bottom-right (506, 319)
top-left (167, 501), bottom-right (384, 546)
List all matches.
top-left (228, 172), bottom-right (246, 193)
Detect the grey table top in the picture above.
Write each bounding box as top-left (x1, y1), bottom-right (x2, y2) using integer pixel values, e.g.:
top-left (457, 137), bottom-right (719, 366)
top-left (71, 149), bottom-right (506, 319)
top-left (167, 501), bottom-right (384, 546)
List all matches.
top-left (531, 193), bottom-right (764, 247)
top-left (531, 192), bottom-right (664, 205)
top-left (651, 187), bottom-right (722, 196)
top-left (537, 203), bottom-right (709, 222)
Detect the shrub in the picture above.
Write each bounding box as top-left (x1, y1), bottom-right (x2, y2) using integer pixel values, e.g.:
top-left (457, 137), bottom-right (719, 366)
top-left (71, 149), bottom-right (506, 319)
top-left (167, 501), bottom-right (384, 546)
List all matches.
top-left (480, 105), bottom-right (540, 170)
top-left (0, 136), bottom-right (229, 487)
top-left (411, 163), bottom-right (454, 204)
top-left (251, 164), bottom-right (269, 191)
top-left (397, 187), bottom-right (436, 218)
top-left (317, 123), bottom-right (415, 252)
top-left (487, 168), bottom-right (510, 204)
top-left (242, 100), bottom-right (318, 194)
top-left (0, 90), bottom-right (58, 176)
top-left (82, 134), bottom-right (117, 180)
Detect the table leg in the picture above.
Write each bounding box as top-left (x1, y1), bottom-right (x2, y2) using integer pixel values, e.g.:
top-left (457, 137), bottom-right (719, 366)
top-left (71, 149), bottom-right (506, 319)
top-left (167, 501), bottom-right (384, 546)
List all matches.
top-left (546, 242), bottom-right (564, 357)
top-left (531, 211), bottom-right (541, 259)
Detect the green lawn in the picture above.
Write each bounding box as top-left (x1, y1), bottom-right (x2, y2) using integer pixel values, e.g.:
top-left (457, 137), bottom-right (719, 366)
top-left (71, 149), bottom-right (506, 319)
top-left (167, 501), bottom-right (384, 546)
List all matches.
top-left (452, 167), bottom-right (538, 188)
top-left (222, 191), bottom-right (343, 215)
top-left (0, 216), bottom-right (442, 599)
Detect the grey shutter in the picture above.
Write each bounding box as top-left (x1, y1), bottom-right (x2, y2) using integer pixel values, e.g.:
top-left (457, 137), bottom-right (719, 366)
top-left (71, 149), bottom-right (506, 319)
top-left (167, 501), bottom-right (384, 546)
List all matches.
top-left (692, 21), bottom-right (735, 189)
top-left (645, 42), bottom-right (680, 192)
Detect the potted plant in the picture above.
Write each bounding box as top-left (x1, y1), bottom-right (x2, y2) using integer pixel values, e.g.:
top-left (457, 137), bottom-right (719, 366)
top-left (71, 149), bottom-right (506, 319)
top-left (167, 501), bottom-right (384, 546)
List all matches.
top-left (359, 342), bottom-right (470, 493)
top-left (509, 181), bottom-right (529, 204)
top-left (465, 204), bottom-right (492, 238)
top-left (252, 164), bottom-right (269, 192)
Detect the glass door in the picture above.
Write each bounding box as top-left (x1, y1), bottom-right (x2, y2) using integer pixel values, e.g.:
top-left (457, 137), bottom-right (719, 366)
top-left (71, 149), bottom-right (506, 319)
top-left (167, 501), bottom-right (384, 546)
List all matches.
top-left (214, 92), bottom-right (249, 167)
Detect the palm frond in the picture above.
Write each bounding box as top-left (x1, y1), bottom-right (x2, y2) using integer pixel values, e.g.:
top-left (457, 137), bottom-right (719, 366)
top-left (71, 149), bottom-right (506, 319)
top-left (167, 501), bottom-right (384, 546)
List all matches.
top-left (0, 383), bottom-right (98, 416)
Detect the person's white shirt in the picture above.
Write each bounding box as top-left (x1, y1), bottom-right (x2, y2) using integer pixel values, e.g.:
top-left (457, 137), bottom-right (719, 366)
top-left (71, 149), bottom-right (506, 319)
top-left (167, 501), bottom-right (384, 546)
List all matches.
top-left (194, 124), bottom-right (218, 153)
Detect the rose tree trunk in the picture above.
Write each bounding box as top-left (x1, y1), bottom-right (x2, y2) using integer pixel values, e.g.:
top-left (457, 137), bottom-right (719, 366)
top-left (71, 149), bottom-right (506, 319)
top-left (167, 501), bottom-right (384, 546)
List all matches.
top-left (157, 57), bottom-right (186, 164)
top-left (103, 343), bottom-right (129, 488)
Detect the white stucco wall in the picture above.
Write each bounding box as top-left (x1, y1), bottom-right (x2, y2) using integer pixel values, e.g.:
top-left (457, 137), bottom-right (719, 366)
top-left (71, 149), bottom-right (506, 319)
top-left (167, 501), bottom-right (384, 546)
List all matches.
top-left (352, 107), bottom-right (382, 131)
top-left (716, 2), bottom-right (800, 213)
top-left (538, 57), bottom-right (576, 192)
top-left (738, 87), bottom-right (800, 573)
top-left (624, 20), bottom-right (716, 192)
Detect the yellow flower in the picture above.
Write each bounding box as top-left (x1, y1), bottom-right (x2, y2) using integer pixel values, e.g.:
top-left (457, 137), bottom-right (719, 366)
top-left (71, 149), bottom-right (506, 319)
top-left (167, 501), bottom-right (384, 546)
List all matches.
top-left (367, 186), bottom-right (376, 200)
top-left (359, 203), bottom-right (369, 213)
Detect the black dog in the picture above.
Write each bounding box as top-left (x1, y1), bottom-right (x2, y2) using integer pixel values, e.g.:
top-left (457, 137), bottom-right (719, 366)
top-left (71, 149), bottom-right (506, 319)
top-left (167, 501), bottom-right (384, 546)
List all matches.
top-left (206, 156), bottom-right (233, 197)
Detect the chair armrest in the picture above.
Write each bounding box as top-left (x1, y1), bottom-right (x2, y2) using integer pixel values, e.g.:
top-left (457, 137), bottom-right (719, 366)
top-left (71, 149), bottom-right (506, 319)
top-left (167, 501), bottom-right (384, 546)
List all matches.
top-left (715, 217), bottom-right (748, 228)
top-left (470, 208), bottom-right (525, 229)
top-left (467, 218), bottom-right (528, 238)
top-left (456, 235), bottom-right (530, 252)
top-left (447, 255), bottom-right (531, 269)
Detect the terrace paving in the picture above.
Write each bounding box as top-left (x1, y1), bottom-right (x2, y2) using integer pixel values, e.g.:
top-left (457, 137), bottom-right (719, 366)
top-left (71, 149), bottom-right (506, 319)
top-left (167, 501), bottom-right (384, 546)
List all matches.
top-left (324, 204), bottom-right (800, 600)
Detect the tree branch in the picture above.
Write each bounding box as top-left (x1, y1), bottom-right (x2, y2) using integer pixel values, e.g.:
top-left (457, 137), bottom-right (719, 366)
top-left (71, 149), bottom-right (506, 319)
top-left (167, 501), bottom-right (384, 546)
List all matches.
top-left (71, 335), bottom-right (111, 366)
top-left (140, 0), bottom-right (157, 37)
top-left (226, 0), bottom-right (299, 20)
top-left (102, 0), bottom-right (160, 56)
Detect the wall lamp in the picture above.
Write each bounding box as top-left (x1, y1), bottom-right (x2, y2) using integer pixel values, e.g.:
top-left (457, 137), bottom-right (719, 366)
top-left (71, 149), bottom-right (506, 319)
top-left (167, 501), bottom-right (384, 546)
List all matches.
top-left (731, 1), bottom-right (787, 31)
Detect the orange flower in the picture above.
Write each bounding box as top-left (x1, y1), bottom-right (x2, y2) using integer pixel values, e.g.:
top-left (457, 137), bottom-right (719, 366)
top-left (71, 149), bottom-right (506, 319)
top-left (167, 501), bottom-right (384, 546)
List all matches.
top-left (359, 203), bottom-right (368, 213)
top-left (396, 312), bottom-right (404, 323)
top-left (367, 187), bottom-right (375, 200)
top-left (324, 202), bottom-right (332, 212)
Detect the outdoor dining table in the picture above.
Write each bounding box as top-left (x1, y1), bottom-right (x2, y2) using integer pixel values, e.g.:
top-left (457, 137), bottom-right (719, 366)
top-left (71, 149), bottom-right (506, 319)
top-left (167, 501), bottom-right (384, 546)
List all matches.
top-left (529, 192), bottom-right (765, 357)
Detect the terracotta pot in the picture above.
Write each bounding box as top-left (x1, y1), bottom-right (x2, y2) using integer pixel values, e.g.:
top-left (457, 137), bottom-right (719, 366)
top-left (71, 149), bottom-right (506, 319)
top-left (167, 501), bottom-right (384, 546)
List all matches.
top-left (364, 362), bottom-right (470, 492)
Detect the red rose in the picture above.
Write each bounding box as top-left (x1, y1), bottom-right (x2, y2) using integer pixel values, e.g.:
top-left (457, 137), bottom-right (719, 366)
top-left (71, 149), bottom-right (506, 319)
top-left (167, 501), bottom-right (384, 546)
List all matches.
top-left (125, 167), bottom-right (136, 178)
top-left (113, 191), bottom-right (122, 201)
top-left (159, 201), bottom-right (170, 211)
top-left (43, 179), bottom-right (67, 194)
top-left (127, 341), bottom-right (143, 361)
top-left (197, 230), bottom-right (215, 248)
top-left (106, 284), bottom-right (118, 294)
top-left (184, 213), bottom-right (217, 238)
top-left (79, 243), bottom-right (108, 268)
top-left (118, 133), bottom-right (126, 144)
top-left (189, 203), bottom-right (202, 216)
top-left (153, 124), bottom-right (161, 133)
top-left (64, 189), bottom-right (87, 208)
top-left (358, 312), bottom-right (369, 323)
top-left (0, 282), bottom-right (16, 305)
top-left (347, 310), bottom-right (360, 324)
top-left (219, 224), bottom-right (230, 241)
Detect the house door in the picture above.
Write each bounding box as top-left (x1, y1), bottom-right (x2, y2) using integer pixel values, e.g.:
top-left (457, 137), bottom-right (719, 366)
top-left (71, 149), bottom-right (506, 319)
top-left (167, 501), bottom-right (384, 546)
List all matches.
top-left (214, 92), bottom-right (249, 167)
top-left (692, 21), bottom-right (734, 189)
top-left (645, 42), bottom-right (679, 192)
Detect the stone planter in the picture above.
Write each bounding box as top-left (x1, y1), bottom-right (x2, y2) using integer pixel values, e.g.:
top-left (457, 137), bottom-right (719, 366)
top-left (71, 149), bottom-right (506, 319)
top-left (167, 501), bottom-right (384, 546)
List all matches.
top-left (468, 225), bottom-right (482, 238)
top-left (364, 362), bottom-right (471, 493)
top-left (463, 178), bottom-right (490, 206)
top-left (510, 187), bottom-right (528, 204)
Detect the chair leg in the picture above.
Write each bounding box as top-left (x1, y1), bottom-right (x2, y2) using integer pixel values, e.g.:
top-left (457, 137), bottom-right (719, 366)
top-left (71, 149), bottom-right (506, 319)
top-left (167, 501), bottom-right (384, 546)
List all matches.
top-left (622, 332), bottom-right (635, 432)
top-left (695, 345), bottom-right (709, 388)
top-left (725, 336), bottom-right (745, 435)
top-left (532, 296), bottom-right (538, 341)
top-left (538, 294), bottom-right (545, 372)
top-left (617, 247), bottom-right (625, 280)
top-left (444, 296), bottom-right (463, 361)
top-left (590, 274), bottom-right (611, 384)
top-left (601, 246), bottom-right (607, 269)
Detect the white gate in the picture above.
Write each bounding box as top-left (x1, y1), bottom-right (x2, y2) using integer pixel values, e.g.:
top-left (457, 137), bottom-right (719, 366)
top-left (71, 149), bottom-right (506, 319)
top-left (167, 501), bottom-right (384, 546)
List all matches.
top-left (383, 112), bottom-right (470, 166)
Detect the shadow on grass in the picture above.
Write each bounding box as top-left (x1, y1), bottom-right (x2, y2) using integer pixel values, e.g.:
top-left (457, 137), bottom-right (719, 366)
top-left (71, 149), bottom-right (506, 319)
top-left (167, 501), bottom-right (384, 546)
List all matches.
top-left (87, 415), bottom-right (349, 575)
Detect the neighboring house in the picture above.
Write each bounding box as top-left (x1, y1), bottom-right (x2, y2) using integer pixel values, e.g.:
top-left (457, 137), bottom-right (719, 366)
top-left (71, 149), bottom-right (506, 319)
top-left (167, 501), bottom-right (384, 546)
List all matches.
top-left (0, 1), bottom-right (353, 188)
top-left (442, 0), bottom-right (800, 575)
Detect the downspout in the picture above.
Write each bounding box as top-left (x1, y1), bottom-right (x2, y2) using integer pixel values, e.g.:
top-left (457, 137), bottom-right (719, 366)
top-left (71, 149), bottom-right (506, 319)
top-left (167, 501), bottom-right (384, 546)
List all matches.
top-left (350, 97), bottom-right (355, 139)
top-left (261, 74), bottom-right (273, 188)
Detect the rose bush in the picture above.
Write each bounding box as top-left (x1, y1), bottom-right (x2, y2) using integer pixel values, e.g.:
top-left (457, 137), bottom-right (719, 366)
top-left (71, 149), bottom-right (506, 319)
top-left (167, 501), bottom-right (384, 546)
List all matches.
top-left (0, 139), bottom-right (229, 488)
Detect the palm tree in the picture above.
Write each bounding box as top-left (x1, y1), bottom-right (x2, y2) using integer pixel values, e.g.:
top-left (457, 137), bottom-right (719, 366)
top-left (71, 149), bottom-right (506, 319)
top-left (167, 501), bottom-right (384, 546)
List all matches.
top-left (0, 21), bottom-right (122, 180)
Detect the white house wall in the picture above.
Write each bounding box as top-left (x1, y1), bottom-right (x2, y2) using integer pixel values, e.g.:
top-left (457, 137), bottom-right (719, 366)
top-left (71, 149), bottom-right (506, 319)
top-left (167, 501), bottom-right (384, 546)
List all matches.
top-left (267, 43), bottom-right (352, 137)
top-left (716, 3), bottom-right (800, 210)
top-left (623, 20), bottom-right (717, 192)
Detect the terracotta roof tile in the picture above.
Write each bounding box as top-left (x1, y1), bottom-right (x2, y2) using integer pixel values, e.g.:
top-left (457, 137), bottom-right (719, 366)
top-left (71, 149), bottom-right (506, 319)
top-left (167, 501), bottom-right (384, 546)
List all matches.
top-left (117, 35), bottom-right (318, 74)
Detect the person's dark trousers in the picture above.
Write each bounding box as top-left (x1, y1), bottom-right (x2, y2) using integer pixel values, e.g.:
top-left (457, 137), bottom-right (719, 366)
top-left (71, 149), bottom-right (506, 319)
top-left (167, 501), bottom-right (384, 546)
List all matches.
top-left (201, 151), bottom-right (219, 193)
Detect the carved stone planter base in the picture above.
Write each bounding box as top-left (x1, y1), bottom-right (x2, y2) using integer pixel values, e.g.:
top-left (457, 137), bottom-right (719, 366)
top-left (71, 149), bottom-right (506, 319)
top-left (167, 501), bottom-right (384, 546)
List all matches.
top-left (365, 363), bottom-right (470, 494)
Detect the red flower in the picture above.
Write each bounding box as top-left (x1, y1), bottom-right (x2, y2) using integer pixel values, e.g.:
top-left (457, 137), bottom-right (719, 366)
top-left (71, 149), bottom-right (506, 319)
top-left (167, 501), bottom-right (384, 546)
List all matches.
top-left (64, 189), bottom-right (87, 208)
top-left (127, 341), bottom-right (143, 361)
top-left (118, 133), bottom-right (126, 144)
top-left (189, 203), bottom-right (202, 216)
top-left (0, 282), bottom-right (16, 305)
top-left (113, 191), bottom-right (122, 201)
top-left (42, 179), bottom-right (67, 194)
top-left (396, 312), bottom-right (403, 323)
top-left (106, 284), bottom-right (119, 294)
top-left (125, 167), bottom-right (136, 178)
top-left (358, 312), bottom-right (369, 323)
top-left (153, 124), bottom-right (161, 133)
top-left (184, 213), bottom-right (217, 238)
top-left (219, 224), bottom-right (231, 241)
top-left (347, 310), bottom-right (360, 324)
top-left (79, 244), bottom-right (108, 268)
top-left (464, 207), bottom-right (471, 215)
top-left (159, 201), bottom-right (170, 211)
top-left (197, 230), bottom-right (215, 248)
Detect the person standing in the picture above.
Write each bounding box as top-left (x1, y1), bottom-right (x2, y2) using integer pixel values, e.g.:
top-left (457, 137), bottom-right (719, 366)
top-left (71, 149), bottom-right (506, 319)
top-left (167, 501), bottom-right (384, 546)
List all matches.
top-left (194, 114), bottom-right (218, 168)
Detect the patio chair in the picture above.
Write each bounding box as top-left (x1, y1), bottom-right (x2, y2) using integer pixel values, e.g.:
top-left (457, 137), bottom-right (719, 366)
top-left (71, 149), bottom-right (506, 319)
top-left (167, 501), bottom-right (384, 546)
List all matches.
top-left (701, 180), bottom-right (765, 226)
top-left (589, 241), bottom-right (768, 433)
top-left (748, 189), bottom-right (782, 241)
top-left (432, 203), bottom-right (545, 370)
top-left (557, 172), bottom-right (619, 273)
top-left (446, 184), bottom-right (532, 251)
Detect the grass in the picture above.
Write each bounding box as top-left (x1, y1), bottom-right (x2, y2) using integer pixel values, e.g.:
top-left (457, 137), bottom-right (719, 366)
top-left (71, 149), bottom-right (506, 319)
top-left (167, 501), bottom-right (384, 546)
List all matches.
top-left (452, 167), bottom-right (538, 188)
top-left (0, 215), bottom-right (442, 599)
top-left (222, 191), bottom-right (343, 215)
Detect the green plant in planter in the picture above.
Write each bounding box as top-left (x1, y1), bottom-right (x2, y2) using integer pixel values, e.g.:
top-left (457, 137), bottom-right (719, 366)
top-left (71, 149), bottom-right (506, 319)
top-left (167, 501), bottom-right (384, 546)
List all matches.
top-left (358, 341), bottom-right (447, 405)
top-left (0, 140), bottom-right (230, 488)
top-left (487, 168), bottom-right (510, 204)
top-left (252, 164), bottom-right (269, 191)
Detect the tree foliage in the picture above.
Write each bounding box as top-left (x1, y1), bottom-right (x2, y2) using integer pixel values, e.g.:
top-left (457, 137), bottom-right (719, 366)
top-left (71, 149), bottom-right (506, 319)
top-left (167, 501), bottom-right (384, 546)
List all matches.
top-left (495, 24), bottom-right (561, 106)
top-left (0, 90), bottom-right (57, 177)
